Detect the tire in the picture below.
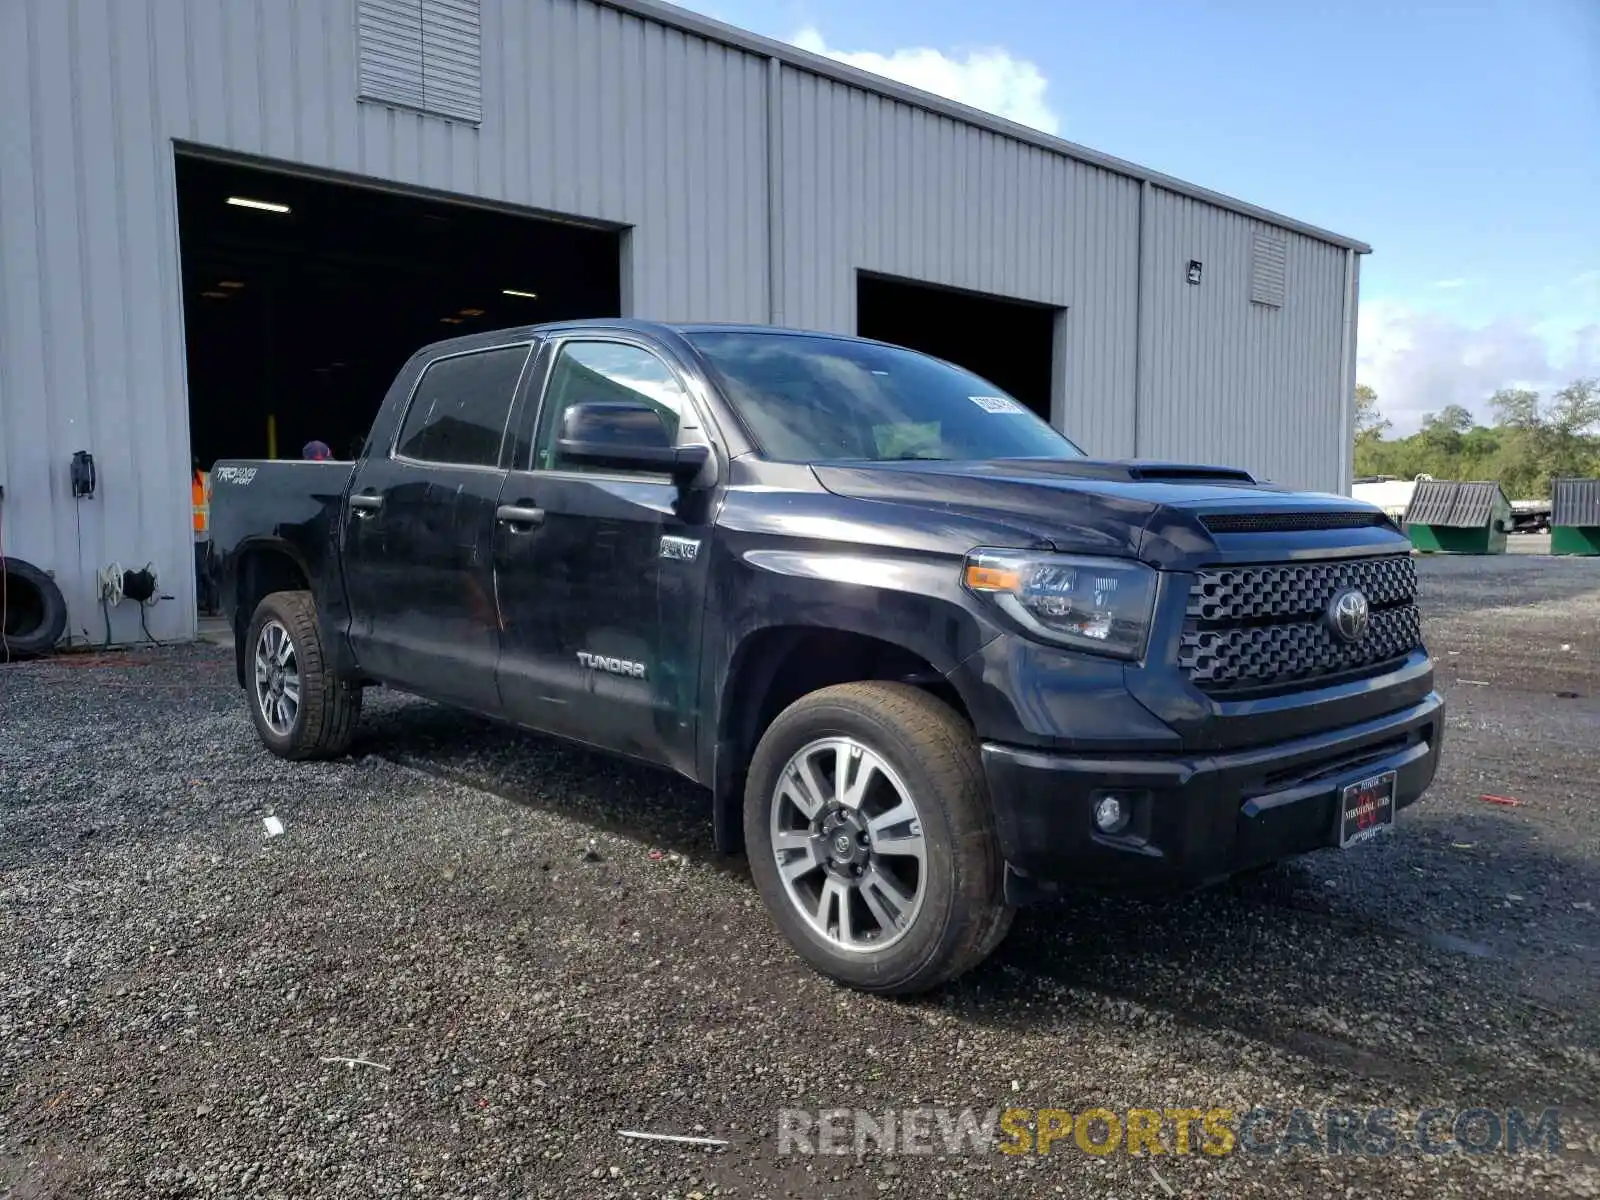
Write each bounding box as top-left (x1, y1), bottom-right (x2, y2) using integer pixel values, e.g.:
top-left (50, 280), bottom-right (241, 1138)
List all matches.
top-left (244, 590), bottom-right (361, 759)
top-left (744, 682), bottom-right (1012, 995)
top-left (1, 557), bottom-right (68, 660)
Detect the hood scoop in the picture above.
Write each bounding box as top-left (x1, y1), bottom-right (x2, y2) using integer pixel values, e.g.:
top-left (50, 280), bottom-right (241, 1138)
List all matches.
top-left (978, 458), bottom-right (1259, 485)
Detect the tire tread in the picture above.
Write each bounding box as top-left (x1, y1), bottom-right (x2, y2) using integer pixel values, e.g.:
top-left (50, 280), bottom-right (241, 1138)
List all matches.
top-left (745, 681), bottom-right (1012, 995)
top-left (248, 590), bottom-right (360, 760)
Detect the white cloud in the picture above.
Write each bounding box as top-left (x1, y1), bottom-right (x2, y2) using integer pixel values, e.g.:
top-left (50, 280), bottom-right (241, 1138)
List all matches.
top-left (1358, 298), bottom-right (1600, 435)
top-left (790, 26), bottom-right (1060, 135)
top-left (1430, 278), bottom-right (1467, 290)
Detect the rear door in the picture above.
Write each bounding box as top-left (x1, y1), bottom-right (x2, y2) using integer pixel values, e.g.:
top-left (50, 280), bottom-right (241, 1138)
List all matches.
top-left (493, 334), bottom-right (715, 773)
top-left (342, 341), bottom-right (536, 711)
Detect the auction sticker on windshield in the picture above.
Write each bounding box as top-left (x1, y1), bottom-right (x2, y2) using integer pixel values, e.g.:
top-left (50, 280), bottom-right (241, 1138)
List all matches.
top-left (969, 395), bottom-right (1027, 414)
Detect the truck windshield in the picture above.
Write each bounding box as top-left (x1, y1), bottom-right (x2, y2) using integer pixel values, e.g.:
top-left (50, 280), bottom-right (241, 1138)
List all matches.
top-left (686, 331), bottom-right (1085, 463)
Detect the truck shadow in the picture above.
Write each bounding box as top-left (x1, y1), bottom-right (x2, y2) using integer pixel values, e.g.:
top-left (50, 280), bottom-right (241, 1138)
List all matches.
top-left (964, 815), bottom-right (1600, 1110)
top-left (356, 696), bottom-right (1599, 1112)
top-left (356, 695), bottom-right (730, 865)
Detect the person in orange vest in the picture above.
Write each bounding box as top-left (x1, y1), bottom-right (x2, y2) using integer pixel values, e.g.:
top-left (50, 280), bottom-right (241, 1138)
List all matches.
top-left (192, 456), bottom-right (216, 615)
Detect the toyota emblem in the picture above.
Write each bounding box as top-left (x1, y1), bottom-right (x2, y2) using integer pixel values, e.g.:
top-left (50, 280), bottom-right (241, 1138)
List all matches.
top-left (1328, 588), bottom-right (1370, 643)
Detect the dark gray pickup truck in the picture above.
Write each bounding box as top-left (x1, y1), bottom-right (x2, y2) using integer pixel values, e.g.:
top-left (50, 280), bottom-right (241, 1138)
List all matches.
top-left (211, 318), bottom-right (1443, 994)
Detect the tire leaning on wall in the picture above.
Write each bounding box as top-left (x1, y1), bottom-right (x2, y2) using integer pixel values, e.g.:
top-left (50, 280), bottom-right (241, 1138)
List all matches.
top-left (1, 558), bottom-right (68, 660)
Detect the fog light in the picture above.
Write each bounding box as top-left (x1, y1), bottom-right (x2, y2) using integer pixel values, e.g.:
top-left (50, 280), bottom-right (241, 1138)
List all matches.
top-left (1093, 794), bottom-right (1130, 834)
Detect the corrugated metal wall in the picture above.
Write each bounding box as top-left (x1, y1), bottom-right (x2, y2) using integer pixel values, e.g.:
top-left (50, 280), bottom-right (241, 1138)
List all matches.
top-left (1136, 189), bottom-right (1352, 493)
top-left (772, 69), bottom-right (1142, 455)
top-left (0, 0), bottom-right (1360, 646)
top-left (0, 0), bottom-right (771, 643)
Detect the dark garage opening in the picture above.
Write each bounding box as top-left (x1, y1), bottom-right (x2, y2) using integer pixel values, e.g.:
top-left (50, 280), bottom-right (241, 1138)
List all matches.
top-left (856, 273), bottom-right (1058, 423)
top-left (176, 154), bottom-right (622, 467)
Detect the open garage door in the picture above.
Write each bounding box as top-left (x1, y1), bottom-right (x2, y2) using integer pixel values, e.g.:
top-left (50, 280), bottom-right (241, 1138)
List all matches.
top-left (176, 154), bottom-right (622, 468)
top-left (856, 273), bottom-right (1058, 424)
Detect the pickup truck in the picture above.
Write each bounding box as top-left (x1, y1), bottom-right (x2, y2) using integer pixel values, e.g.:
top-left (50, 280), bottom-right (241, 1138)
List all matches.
top-left (212, 318), bottom-right (1444, 995)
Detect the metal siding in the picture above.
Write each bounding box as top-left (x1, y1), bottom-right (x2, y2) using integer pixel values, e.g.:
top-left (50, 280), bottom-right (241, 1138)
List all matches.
top-left (773, 69), bottom-right (1141, 457)
top-left (1550, 478), bottom-right (1600, 528)
top-left (0, 0), bottom-right (770, 645)
top-left (1136, 188), bottom-right (1348, 492)
top-left (1, 0), bottom-right (1356, 646)
top-left (420, 0), bottom-right (483, 125)
top-left (1405, 480), bottom-right (1508, 529)
top-left (357, 0), bottom-right (426, 114)
top-left (1250, 229), bottom-right (1287, 308)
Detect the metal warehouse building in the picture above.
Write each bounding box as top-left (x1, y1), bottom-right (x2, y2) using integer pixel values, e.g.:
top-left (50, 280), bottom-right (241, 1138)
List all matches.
top-left (0, 0), bottom-right (1368, 646)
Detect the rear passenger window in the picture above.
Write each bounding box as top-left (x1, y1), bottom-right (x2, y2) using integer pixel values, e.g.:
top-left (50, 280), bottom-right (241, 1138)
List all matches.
top-left (395, 345), bottom-right (531, 467)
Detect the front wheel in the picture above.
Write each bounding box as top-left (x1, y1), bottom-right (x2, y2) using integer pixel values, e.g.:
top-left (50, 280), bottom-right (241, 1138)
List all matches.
top-left (244, 590), bottom-right (362, 760)
top-left (744, 682), bottom-right (1012, 995)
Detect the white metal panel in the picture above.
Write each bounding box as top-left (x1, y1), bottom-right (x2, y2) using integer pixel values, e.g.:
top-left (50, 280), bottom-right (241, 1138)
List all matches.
top-left (358, 0), bottom-right (427, 114)
top-left (0, 0), bottom-right (773, 645)
top-left (0, 0), bottom-right (1358, 648)
top-left (421, 0), bottom-right (483, 124)
top-left (1136, 188), bottom-right (1350, 492)
top-left (772, 68), bottom-right (1143, 457)
top-left (0, 0), bottom-right (197, 643)
top-left (1250, 229), bottom-right (1287, 308)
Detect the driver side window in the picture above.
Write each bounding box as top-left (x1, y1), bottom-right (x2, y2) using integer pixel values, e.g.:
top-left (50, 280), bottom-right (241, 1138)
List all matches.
top-left (533, 341), bottom-right (686, 472)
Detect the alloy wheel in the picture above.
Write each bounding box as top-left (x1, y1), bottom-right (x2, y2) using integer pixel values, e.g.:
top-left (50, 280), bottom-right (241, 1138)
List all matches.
top-left (769, 736), bottom-right (927, 953)
top-left (253, 619), bottom-right (301, 736)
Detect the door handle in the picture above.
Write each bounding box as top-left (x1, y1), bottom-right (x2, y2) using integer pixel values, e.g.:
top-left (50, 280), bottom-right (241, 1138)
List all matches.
top-left (496, 504), bottom-right (545, 529)
top-left (349, 492), bottom-right (383, 516)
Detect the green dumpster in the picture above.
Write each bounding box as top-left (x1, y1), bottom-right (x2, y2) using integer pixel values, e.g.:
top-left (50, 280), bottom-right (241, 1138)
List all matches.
top-left (1551, 478), bottom-right (1600, 556)
top-left (1402, 480), bottom-right (1511, 554)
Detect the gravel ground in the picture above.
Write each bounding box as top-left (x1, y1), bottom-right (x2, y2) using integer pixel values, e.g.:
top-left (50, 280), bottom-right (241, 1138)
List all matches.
top-left (3, 555), bottom-right (1599, 1199)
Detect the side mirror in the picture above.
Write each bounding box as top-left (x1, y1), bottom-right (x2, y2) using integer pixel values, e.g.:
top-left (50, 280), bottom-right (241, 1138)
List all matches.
top-left (556, 400), bottom-right (711, 487)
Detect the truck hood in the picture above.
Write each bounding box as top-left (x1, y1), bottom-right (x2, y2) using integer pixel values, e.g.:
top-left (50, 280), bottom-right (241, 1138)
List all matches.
top-left (811, 458), bottom-right (1394, 568)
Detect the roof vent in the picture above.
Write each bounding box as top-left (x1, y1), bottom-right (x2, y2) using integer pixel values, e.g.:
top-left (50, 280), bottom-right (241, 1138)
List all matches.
top-left (1251, 230), bottom-right (1287, 308)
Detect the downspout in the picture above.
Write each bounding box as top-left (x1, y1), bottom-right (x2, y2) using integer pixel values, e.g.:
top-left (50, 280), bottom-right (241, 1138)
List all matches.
top-left (1336, 247), bottom-right (1358, 495)
top-left (766, 56), bottom-right (784, 326)
top-left (1132, 180), bottom-right (1153, 458)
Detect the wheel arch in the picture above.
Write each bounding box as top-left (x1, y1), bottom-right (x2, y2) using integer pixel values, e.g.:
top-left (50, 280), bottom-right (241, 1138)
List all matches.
top-left (229, 539), bottom-right (313, 687)
top-left (710, 623), bottom-right (979, 854)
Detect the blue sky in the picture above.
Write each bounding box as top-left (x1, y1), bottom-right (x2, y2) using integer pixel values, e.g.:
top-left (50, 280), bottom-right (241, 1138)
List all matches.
top-left (684, 0), bottom-right (1600, 434)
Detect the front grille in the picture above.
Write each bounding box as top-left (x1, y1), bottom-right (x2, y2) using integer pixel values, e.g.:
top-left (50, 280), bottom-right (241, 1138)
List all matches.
top-left (1180, 555), bottom-right (1421, 692)
top-left (1187, 555), bottom-right (1415, 623)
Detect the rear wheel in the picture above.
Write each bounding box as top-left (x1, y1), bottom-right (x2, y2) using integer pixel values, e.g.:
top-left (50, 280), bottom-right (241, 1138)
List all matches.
top-left (244, 590), bottom-right (361, 759)
top-left (744, 682), bottom-right (1012, 995)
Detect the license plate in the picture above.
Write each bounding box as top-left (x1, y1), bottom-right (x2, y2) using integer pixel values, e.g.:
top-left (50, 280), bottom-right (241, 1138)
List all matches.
top-left (1339, 770), bottom-right (1396, 848)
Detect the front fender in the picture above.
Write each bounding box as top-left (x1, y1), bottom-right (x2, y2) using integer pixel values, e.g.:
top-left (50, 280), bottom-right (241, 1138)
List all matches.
top-left (696, 533), bottom-right (999, 773)
top-left (696, 536), bottom-right (1002, 853)
top-left (715, 540), bottom-right (997, 678)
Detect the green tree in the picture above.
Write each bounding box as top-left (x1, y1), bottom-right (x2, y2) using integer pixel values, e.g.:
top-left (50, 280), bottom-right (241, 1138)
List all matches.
top-left (1417, 404), bottom-right (1474, 459)
top-left (1356, 380), bottom-right (1600, 499)
top-left (1490, 387), bottom-right (1543, 430)
top-left (1354, 384), bottom-right (1389, 445)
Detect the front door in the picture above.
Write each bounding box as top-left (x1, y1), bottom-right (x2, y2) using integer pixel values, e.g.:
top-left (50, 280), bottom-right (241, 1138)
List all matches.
top-left (341, 341), bottom-right (535, 711)
top-left (494, 336), bottom-right (713, 773)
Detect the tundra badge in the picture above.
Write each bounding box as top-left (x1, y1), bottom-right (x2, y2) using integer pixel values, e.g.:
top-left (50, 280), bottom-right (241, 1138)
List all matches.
top-left (577, 651), bottom-right (647, 679)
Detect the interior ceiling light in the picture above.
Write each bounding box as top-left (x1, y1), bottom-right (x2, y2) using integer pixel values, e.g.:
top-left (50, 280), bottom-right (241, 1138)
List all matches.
top-left (440, 317), bottom-right (464, 325)
top-left (218, 280), bottom-right (245, 289)
top-left (226, 196), bottom-right (290, 214)
top-left (201, 290), bottom-right (230, 299)
top-left (459, 307), bottom-right (486, 317)
top-left (502, 288), bottom-right (538, 299)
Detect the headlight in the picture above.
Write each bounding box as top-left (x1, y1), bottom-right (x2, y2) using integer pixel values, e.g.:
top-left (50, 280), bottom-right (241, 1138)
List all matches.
top-left (962, 550), bottom-right (1157, 659)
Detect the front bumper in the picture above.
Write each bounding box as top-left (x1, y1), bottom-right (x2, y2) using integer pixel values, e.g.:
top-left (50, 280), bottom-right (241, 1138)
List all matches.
top-left (982, 691), bottom-right (1445, 898)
